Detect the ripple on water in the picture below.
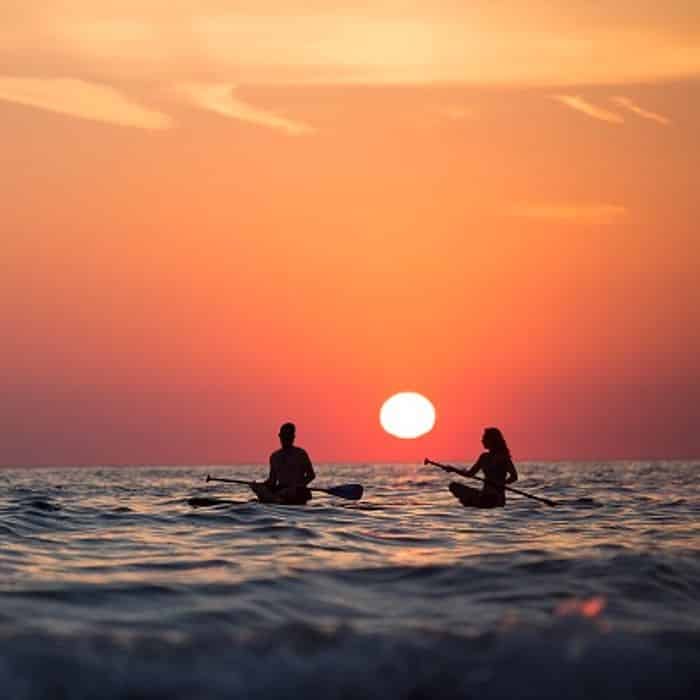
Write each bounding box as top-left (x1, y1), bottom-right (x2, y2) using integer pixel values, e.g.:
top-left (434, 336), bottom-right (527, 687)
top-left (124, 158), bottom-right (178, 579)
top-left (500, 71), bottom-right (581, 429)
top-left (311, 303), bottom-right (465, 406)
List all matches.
top-left (0, 463), bottom-right (698, 699)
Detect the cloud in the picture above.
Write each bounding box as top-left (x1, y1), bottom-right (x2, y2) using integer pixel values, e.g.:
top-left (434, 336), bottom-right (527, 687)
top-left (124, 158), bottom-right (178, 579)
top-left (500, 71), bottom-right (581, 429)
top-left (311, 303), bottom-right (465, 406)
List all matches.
top-left (552, 95), bottom-right (624, 124)
top-left (0, 77), bottom-right (172, 129)
top-left (611, 96), bottom-right (671, 125)
top-left (2, 4), bottom-right (700, 87)
top-left (510, 204), bottom-right (627, 223)
top-left (173, 83), bottom-right (314, 135)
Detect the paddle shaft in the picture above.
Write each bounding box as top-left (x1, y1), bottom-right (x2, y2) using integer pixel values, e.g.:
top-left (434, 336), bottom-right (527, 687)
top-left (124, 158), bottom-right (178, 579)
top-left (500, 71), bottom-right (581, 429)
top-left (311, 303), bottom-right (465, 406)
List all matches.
top-left (205, 475), bottom-right (346, 497)
top-left (425, 459), bottom-right (556, 506)
top-left (207, 476), bottom-right (252, 486)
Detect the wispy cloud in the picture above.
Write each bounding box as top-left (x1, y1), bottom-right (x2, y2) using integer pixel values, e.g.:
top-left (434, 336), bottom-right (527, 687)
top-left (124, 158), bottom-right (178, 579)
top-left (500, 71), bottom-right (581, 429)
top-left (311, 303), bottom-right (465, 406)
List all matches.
top-left (611, 96), bottom-right (671, 125)
top-left (510, 204), bottom-right (627, 223)
top-left (173, 83), bottom-right (313, 135)
top-left (3, 5), bottom-right (700, 87)
top-left (0, 77), bottom-right (172, 129)
top-left (552, 95), bottom-right (624, 124)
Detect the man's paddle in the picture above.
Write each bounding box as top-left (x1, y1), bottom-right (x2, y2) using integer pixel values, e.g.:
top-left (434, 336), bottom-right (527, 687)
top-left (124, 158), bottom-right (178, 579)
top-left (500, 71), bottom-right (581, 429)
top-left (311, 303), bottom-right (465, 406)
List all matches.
top-left (205, 475), bottom-right (363, 501)
top-left (424, 458), bottom-right (556, 507)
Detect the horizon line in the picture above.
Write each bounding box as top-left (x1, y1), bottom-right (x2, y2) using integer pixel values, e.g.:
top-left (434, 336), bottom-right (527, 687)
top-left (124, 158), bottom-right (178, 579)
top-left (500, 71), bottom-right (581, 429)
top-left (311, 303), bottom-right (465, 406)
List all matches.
top-left (1, 458), bottom-right (697, 469)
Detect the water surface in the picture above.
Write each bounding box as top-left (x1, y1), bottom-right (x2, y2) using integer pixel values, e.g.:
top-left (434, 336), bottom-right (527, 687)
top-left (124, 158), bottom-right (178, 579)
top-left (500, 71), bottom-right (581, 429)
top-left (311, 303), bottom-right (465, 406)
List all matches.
top-left (1, 462), bottom-right (698, 698)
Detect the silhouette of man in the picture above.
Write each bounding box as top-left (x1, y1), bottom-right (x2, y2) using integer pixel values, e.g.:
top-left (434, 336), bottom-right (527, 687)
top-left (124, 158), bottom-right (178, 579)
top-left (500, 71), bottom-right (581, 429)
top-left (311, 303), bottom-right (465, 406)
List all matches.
top-left (251, 422), bottom-right (315, 504)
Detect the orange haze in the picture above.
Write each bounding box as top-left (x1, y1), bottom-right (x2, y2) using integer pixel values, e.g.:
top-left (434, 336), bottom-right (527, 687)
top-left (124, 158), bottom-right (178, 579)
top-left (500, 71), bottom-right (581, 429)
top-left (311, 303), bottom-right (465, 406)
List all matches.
top-left (1, 3), bottom-right (699, 464)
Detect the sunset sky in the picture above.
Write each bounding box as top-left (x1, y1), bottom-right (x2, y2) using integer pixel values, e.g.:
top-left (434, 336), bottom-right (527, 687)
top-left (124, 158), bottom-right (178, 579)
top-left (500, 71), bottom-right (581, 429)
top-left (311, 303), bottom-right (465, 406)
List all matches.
top-left (2, 2), bottom-right (698, 465)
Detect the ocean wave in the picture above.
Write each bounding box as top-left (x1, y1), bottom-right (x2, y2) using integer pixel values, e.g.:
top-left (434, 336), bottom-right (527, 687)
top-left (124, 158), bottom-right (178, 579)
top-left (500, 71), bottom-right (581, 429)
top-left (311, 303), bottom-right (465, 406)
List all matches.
top-left (0, 619), bottom-right (698, 700)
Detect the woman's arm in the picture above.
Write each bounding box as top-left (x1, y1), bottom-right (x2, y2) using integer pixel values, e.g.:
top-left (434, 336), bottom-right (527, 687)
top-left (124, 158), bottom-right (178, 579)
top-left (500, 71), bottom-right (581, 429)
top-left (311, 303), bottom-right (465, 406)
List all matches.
top-left (464, 453), bottom-right (487, 478)
top-left (440, 455), bottom-right (485, 477)
top-left (506, 460), bottom-right (518, 484)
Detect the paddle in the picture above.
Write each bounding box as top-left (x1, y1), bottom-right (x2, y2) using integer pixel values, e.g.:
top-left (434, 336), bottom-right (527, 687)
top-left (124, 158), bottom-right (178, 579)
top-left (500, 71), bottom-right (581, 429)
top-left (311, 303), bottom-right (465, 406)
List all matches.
top-left (188, 496), bottom-right (240, 508)
top-left (205, 475), bottom-right (364, 501)
top-left (424, 458), bottom-right (556, 507)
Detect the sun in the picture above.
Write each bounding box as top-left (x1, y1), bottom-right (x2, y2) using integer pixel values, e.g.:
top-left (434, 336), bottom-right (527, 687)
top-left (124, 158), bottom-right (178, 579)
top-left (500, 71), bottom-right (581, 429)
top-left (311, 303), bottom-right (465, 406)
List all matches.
top-left (380, 392), bottom-right (436, 439)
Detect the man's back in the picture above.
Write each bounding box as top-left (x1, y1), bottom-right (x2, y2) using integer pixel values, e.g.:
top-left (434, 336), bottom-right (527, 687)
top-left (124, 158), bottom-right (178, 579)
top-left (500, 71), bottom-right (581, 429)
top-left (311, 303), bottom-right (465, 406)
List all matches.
top-left (269, 446), bottom-right (314, 488)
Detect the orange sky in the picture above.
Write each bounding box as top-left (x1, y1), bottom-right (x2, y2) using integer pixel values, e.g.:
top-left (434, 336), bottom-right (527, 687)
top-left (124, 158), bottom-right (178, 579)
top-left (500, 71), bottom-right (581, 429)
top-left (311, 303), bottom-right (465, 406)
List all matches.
top-left (1, 2), bottom-right (699, 464)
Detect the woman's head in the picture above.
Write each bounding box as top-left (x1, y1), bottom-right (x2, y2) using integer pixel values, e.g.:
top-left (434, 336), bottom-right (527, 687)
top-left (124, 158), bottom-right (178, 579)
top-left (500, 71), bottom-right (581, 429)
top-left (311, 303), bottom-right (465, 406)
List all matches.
top-left (481, 427), bottom-right (511, 457)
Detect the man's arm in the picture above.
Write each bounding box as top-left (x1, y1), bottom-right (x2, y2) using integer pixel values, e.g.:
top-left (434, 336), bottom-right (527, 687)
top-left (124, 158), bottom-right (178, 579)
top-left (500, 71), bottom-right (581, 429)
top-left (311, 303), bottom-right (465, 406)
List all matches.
top-left (302, 451), bottom-right (315, 485)
top-left (263, 456), bottom-right (277, 487)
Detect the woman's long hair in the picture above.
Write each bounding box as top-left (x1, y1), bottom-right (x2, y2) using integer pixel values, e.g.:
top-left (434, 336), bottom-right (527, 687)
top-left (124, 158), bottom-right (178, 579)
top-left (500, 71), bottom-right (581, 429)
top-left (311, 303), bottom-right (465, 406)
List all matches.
top-left (483, 427), bottom-right (512, 459)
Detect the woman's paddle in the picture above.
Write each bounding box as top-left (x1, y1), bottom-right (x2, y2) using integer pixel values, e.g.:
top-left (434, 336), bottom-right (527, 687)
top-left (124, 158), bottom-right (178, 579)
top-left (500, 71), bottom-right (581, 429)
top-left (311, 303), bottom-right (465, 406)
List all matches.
top-left (424, 458), bottom-right (556, 507)
top-left (205, 475), bottom-right (363, 501)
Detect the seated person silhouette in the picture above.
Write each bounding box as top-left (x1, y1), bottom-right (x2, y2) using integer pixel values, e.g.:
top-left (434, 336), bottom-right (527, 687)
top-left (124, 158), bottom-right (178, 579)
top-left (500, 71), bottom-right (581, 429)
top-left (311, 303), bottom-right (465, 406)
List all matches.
top-left (446, 427), bottom-right (518, 508)
top-left (251, 422), bottom-right (315, 505)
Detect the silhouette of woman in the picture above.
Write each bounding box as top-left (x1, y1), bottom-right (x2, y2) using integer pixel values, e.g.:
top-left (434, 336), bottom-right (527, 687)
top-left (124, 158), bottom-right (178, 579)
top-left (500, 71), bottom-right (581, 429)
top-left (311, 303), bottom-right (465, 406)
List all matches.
top-left (445, 428), bottom-right (518, 508)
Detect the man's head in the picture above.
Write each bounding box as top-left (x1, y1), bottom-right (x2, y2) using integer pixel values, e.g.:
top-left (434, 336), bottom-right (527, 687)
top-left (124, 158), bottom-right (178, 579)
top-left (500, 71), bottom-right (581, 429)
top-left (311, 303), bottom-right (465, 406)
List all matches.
top-left (278, 422), bottom-right (296, 447)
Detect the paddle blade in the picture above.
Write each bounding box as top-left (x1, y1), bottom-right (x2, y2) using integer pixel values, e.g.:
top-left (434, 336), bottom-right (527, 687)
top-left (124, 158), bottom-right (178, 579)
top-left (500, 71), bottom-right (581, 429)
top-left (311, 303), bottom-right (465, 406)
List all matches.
top-left (323, 483), bottom-right (364, 500)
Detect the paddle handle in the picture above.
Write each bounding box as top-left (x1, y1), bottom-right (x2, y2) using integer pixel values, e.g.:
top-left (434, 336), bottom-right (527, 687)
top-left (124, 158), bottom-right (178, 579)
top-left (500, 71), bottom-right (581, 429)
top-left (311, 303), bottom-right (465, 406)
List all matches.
top-left (205, 475), bottom-right (362, 500)
top-left (206, 475), bottom-right (252, 486)
top-left (424, 459), bottom-right (556, 507)
top-left (206, 475), bottom-right (313, 488)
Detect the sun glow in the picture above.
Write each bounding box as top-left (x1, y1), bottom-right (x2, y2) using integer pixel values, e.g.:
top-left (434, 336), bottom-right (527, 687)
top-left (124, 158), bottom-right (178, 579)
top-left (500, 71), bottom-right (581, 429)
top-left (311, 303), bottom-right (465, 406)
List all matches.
top-left (380, 392), bottom-right (436, 439)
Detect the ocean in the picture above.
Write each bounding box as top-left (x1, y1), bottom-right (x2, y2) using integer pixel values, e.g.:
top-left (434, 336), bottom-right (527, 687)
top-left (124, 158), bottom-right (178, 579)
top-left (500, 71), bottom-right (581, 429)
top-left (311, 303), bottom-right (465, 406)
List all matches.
top-left (1, 462), bottom-right (698, 699)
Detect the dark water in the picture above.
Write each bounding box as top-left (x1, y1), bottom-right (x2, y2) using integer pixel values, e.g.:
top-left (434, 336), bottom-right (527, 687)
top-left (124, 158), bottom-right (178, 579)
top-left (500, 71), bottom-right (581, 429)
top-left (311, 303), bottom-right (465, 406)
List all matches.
top-left (1, 462), bottom-right (699, 699)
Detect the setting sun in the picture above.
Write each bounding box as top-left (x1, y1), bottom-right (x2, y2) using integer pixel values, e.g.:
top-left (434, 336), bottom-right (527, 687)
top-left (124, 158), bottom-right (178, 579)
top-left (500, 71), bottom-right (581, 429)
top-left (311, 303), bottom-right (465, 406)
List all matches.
top-left (380, 392), bottom-right (436, 439)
